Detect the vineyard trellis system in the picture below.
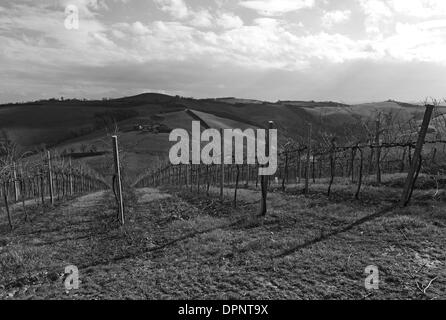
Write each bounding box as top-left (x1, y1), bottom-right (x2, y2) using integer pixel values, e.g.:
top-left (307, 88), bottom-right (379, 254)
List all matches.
top-left (0, 151), bottom-right (108, 230)
top-left (134, 105), bottom-right (445, 213)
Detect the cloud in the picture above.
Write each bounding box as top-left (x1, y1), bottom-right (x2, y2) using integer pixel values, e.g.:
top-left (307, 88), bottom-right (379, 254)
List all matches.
top-left (389, 0), bottom-right (446, 18)
top-left (189, 9), bottom-right (213, 28)
top-left (378, 19), bottom-right (446, 63)
top-left (358, 0), bottom-right (446, 35)
top-left (112, 21), bottom-right (151, 37)
top-left (358, 0), bottom-right (393, 35)
top-left (153, 0), bottom-right (244, 30)
top-left (2, 0), bottom-right (446, 103)
top-left (154, 0), bottom-right (189, 19)
top-left (238, 0), bottom-right (315, 16)
top-left (321, 10), bottom-right (351, 28)
top-left (0, 2), bottom-right (126, 68)
top-left (216, 12), bottom-right (244, 29)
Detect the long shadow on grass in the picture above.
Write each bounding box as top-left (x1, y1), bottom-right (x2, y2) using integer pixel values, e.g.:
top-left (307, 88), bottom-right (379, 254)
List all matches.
top-left (274, 204), bottom-right (398, 259)
top-left (77, 218), bottom-right (244, 270)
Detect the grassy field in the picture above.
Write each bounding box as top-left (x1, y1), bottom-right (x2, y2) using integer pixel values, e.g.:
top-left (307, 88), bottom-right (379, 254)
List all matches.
top-left (0, 178), bottom-right (444, 299)
top-left (1, 94), bottom-right (445, 299)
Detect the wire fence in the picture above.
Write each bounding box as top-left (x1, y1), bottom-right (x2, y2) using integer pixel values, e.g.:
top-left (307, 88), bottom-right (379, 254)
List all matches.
top-left (133, 138), bottom-right (446, 207)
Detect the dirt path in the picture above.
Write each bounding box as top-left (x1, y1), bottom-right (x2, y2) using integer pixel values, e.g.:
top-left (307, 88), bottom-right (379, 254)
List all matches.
top-left (0, 191), bottom-right (116, 299)
top-left (136, 188), bottom-right (172, 203)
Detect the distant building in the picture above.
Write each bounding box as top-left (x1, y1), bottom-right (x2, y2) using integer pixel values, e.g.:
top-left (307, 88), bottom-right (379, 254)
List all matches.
top-left (133, 123), bottom-right (170, 133)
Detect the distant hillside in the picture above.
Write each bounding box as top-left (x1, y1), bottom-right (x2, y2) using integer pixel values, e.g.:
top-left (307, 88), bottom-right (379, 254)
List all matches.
top-left (0, 93), bottom-right (441, 154)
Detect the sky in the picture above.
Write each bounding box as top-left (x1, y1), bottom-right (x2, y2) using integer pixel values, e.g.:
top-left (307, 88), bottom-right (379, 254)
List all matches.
top-left (1, 0), bottom-right (446, 104)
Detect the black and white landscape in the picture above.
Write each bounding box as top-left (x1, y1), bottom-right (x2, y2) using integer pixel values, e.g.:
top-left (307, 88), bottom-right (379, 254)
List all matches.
top-left (0, 0), bottom-right (445, 301)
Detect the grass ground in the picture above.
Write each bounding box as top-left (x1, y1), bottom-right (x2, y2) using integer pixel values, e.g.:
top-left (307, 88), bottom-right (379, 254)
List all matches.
top-left (0, 181), bottom-right (445, 299)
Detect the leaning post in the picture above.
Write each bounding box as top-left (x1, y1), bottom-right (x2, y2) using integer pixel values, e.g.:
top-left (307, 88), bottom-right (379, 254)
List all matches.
top-left (112, 136), bottom-right (125, 225)
top-left (400, 105), bottom-right (434, 206)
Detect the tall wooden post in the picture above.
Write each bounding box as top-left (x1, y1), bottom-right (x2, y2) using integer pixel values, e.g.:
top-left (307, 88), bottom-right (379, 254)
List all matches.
top-left (282, 151), bottom-right (288, 191)
top-left (69, 157), bottom-right (74, 196)
top-left (355, 146), bottom-right (364, 200)
top-left (197, 165), bottom-right (200, 193)
top-left (297, 150), bottom-right (301, 183)
top-left (13, 163), bottom-right (19, 203)
top-left (245, 164), bottom-right (250, 187)
top-left (400, 105), bottom-right (434, 207)
top-left (327, 138), bottom-right (337, 197)
top-left (220, 128), bottom-right (224, 203)
top-left (312, 152), bottom-right (316, 183)
top-left (19, 167), bottom-right (27, 221)
top-left (112, 136), bottom-right (125, 225)
top-left (47, 151), bottom-right (54, 205)
top-left (350, 148), bottom-right (356, 183)
top-left (259, 121), bottom-right (273, 216)
top-left (305, 123), bottom-right (312, 194)
top-left (40, 170), bottom-right (45, 205)
top-left (375, 114), bottom-right (382, 184)
top-left (190, 164), bottom-right (193, 192)
top-left (2, 181), bottom-right (12, 230)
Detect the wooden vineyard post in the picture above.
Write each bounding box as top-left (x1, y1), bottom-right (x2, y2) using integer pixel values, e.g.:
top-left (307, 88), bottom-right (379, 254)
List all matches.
top-left (19, 167), bottom-right (27, 221)
top-left (312, 152), bottom-right (316, 183)
top-left (47, 151), bottom-right (54, 205)
top-left (431, 148), bottom-right (437, 164)
top-left (112, 136), bottom-right (125, 225)
top-left (355, 145), bottom-right (364, 200)
top-left (220, 128), bottom-right (224, 203)
top-left (305, 123), bottom-right (312, 194)
top-left (259, 121), bottom-right (273, 216)
top-left (206, 165), bottom-right (210, 196)
top-left (39, 170), bottom-right (45, 205)
top-left (2, 180), bottom-right (12, 230)
top-left (375, 114), bottom-right (382, 184)
top-left (400, 105), bottom-right (434, 207)
top-left (233, 164), bottom-right (240, 208)
top-left (197, 165), bottom-right (200, 193)
top-left (245, 164), bottom-right (250, 187)
top-left (318, 155), bottom-right (323, 179)
top-left (69, 157), bottom-right (74, 196)
top-left (13, 163), bottom-right (19, 203)
top-left (77, 168), bottom-right (80, 193)
top-left (327, 138), bottom-right (336, 197)
top-left (350, 147), bottom-right (356, 183)
top-left (368, 143), bottom-right (374, 175)
top-left (189, 165), bottom-right (193, 192)
top-left (400, 147), bottom-right (407, 173)
top-left (282, 151), bottom-right (288, 191)
top-left (297, 150), bottom-right (301, 183)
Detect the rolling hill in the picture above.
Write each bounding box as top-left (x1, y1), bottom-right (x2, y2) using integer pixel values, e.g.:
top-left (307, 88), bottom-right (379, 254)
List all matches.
top-left (1, 93), bottom-right (444, 180)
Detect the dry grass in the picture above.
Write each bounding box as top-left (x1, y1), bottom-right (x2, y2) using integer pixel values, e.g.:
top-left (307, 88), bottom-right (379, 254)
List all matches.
top-left (0, 181), bottom-right (444, 299)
